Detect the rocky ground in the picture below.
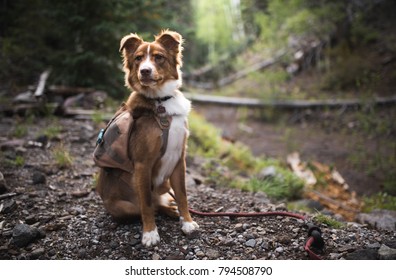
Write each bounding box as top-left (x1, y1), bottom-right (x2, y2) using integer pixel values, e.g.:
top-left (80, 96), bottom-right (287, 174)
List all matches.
top-left (1, 116), bottom-right (396, 260)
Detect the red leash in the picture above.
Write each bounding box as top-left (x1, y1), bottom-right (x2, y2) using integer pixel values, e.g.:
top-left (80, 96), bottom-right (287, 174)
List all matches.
top-left (188, 207), bottom-right (324, 260)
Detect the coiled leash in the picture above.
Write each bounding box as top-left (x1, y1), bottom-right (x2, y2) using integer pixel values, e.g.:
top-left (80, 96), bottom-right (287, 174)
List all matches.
top-left (187, 207), bottom-right (325, 260)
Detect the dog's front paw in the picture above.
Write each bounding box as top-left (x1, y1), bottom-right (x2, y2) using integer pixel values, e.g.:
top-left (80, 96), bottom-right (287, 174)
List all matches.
top-left (181, 220), bottom-right (199, 235)
top-left (142, 227), bottom-right (160, 247)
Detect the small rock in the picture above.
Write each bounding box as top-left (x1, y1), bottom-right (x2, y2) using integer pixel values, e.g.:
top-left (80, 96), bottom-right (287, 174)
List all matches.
top-left (205, 249), bottom-right (220, 259)
top-left (245, 239), bottom-right (256, 248)
top-left (223, 238), bottom-right (234, 246)
top-left (275, 203), bottom-right (287, 211)
top-left (329, 253), bottom-right (343, 260)
top-left (258, 166), bottom-right (277, 180)
top-left (70, 206), bottom-right (86, 215)
top-left (346, 249), bottom-right (378, 260)
top-left (130, 239), bottom-right (140, 246)
top-left (357, 209), bottom-right (396, 231)
top-left (25, 215), bottom-right (37, 225)
top-left (378, 244), bottom-right (396, 260)
top-left (30, 248), bottom-right (45, 259)
top-left (275, 247), bottom-right (284, 253)
top-left (196, 251), bottom-right (205, 258)
top-left (261, 241), bottom-right (269, 250)
top-left (12, 224), bottom-right (39, 247)
top-left (152, 253), bottom-right (161, 260)
top-left (78, 249), bottom-right (87, 258)
top-left (292, 228), bottom-right (300, 233)
top-left (235, 223), bottom-right (244, 232)
top-left (338, 245), bottom-right (356, 253)
top-left (367, 242), bottom-right (381, 249)
top-left (1, 199), bottom-right (17, 214)
top-left (110, 241), bottom-right (119, 249)
top-left (32, 171), bottom-right (46, 185)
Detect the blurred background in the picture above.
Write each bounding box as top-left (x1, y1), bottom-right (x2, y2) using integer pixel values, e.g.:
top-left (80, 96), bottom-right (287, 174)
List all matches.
top-left (1, 0), bottom-right (395, 98)
top-left (1, 0), bottom-right (396, 217)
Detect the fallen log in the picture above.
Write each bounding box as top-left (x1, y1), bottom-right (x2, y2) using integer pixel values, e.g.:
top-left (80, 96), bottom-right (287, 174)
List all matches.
top-left (185, 93), bottom-right (396, 109)
top-left (184, 50), bottom-right (285, 90)
top-left (47, 85), bottom-right (96, 96)
top-left (217, 52), bottom-right (285, 88)
top-left (63, 108), bottom-right (113, 121)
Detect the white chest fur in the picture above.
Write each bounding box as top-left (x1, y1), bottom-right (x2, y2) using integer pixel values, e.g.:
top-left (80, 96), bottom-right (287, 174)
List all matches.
top-left (152, 89), bottom-right (190, 188)
top-left (153, 115), bottom-right (187, 187)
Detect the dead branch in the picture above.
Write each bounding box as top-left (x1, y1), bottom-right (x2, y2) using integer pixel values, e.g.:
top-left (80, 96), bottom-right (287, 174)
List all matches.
top-left (34, 69), bottom-right (51, 97)
top-left (184, 50), bottom-right (286, 90)
top-left (0, 192), bottom-right (18, 201)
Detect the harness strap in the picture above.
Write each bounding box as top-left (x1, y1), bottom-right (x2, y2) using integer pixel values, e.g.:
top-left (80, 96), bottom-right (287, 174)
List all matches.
top-left (154, 115), bottom-right (172, 157)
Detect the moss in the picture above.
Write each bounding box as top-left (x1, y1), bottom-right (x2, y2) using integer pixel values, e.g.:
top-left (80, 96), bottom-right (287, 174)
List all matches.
top-left (240, 170), bottom-right (304, 200)
top-left (314, 213), bottom-right (344, 229)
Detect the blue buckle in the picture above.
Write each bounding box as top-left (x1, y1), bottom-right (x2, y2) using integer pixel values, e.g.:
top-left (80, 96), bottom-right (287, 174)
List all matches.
top-left (96, 129), bottom-right (105, 145)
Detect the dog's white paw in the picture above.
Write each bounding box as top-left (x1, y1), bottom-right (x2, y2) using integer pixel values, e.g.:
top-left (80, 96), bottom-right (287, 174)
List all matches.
top-left (142, 228), bottom-right (160, 247)
top-left (181, 220), bottom-right (199, 235)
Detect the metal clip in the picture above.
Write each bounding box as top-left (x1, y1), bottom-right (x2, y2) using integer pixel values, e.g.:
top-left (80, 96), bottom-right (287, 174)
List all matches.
top-left (96, 128), bottom-right (105, 145)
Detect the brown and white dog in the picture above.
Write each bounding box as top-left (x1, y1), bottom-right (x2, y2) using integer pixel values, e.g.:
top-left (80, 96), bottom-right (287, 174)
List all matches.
top-left (96, 30), bottom-right (199, 247)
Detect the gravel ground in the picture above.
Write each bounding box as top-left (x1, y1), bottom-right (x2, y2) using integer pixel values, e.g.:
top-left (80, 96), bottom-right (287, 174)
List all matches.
top-left (0, 117), bottom-right (395, 260)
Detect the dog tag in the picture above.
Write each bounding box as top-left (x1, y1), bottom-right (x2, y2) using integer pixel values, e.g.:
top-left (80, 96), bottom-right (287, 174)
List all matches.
top-left (157, 105), bottom-right (166, 114)
top-left (160, 117), bottom-right (170, 127)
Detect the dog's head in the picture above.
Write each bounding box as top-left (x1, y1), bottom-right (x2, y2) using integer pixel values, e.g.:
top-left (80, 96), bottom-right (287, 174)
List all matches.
top-left (120, 30), bottom-right (183, 96)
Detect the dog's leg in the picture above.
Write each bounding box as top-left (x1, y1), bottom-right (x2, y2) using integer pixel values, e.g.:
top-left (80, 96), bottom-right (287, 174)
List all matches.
top-left (156, 180), bottom-right (179, 218)
top-left (170, 158), bottom-right (199, 235)
top-left (133, 162), bottom-right (160, 247)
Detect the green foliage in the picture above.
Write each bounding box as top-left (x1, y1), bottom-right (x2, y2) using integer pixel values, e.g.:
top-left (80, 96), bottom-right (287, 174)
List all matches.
top-left (52, 143), bottom-right (73, 168)
top-left (363, 192), bottom-right (396, 212)
top-left (188, 111), bottom-right (304, 200)
top-left (188, 111), bottom-right (222, 157)
top-left (314, 212), bottom-right (344, 229)
top-left (1, 152), bottom-right (25, 167)
top-left (7, 155), bottom-right (25, 167)
top-left (242, 174), bottom-right (304, 201)
top-left (0, 0), bottom-right (195, 97)
top-left (91, 111), bottom-right (106, 126)
top-left (192, 0), bottom-right (248, 64)
top-left (254, 0), bottom-right (346, 51)
top-left (320, 45), bottom-right (378, 91)
top-left (12, 124), bottom-right (28, 138)
top-left (43, 124), bottom-right (62, 139)
top-left (346, 107), bottom-right (396, 195)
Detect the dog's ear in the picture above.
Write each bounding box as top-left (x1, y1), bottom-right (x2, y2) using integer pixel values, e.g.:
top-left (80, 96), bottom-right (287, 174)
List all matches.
top-left (155, 30), bottom-right (183, 65)
top-left (155, 30), bottom-right (183, 52)
top-left (120, 33), bottom-right (143, 54)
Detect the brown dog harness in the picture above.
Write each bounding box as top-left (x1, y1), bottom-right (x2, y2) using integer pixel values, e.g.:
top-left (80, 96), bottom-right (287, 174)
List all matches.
top-left (93, 106), bottom-right (172, 173)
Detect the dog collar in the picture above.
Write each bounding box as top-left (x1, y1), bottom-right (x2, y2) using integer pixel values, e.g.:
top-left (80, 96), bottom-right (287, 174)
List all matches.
top-left (144, 95), bottom-right (173, 104)
top-left (142, 95), bottom-right (173, 115)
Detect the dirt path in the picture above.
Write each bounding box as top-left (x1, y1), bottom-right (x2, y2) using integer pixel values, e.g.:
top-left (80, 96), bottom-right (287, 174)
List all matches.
top-left (192, 104), bottom-right (393, 196)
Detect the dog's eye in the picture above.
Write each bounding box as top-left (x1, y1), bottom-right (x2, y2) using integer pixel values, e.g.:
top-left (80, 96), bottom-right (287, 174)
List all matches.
top-left (154, 54), bottom-right (165, 63)
top-left (134, 55), bottom-right (143, 62)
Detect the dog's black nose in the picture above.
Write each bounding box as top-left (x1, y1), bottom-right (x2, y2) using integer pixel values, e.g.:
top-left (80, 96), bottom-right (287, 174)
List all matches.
top-left (140, 68), bottom-right (152, 76)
